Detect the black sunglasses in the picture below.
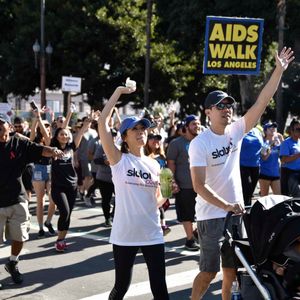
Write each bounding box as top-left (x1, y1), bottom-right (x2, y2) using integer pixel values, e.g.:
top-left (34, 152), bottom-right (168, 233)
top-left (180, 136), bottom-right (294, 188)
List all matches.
top-left (213, 102), bottom-right (235, 110)
top-left (148, 134), bottom-right (161, 141)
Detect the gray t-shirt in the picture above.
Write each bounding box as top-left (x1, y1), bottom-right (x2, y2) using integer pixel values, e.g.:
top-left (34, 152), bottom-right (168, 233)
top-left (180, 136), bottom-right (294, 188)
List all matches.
top-left (166, 136), bottom-right (193, 189)
top-left (88, 136), bottom-right (100, 173)
top-left (76, 128), bottom-right (98, 161)
top-left (94, 143), bottom-right (112, 183)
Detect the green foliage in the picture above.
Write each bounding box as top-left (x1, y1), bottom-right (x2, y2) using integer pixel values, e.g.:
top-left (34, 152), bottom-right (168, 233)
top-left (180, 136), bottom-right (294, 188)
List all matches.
top-left (0, 0), bottom-right (298, 123)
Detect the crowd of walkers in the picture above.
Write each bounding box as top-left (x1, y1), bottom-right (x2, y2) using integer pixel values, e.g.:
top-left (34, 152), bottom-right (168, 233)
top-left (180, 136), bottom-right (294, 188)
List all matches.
top-left (0, 47), bottom-right (298, 299)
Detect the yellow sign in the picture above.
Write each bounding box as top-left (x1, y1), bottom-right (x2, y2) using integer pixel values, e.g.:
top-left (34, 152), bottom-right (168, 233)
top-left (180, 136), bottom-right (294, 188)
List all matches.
top-left (203, 16), bottom-right (264, 75)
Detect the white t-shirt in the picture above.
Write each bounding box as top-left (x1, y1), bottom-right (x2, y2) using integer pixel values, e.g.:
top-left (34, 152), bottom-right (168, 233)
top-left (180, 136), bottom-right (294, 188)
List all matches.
top-left (110, 153), bottom-right (164, 246)
top-left (189, 117), bottom-right (245, 221)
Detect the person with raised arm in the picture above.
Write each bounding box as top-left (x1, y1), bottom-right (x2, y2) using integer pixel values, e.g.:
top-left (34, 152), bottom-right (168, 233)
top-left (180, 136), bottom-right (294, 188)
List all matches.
top-left (50, 111), bottom-right (99, 252)
top-left (30, 107), bottom-right (56, 238)
top-left (98, 83), bottom-right (169, 300)
top-left (189, 47), bottom-right (294, 300)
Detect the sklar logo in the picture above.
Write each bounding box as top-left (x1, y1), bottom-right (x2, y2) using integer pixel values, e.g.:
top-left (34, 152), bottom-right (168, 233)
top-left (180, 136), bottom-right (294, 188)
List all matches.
top-left (212, 141), bottom-right (233, 159)
top-left (127, 168), bottom-right (152, 180)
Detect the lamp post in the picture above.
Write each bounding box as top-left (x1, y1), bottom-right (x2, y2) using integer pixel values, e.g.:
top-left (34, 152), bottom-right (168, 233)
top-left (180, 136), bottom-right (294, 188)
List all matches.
top-left (32, 0), bottom-right (53, 109)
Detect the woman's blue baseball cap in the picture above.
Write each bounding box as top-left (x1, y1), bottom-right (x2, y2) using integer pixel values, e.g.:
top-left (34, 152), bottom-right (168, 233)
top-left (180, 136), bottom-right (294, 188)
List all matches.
top-left (263, 122), bottom-right (278, 131)
top-left (119, 116), bottom-right (151, 135)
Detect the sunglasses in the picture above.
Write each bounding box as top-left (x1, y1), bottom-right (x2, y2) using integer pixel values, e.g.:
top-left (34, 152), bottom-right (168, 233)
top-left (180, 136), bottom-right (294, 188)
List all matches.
top-left (213, 102), bottom-right (235, 110)
top-left (148, 134), bottom-right (161, 141)
top-left (294, 128), bottom-right (300, 132)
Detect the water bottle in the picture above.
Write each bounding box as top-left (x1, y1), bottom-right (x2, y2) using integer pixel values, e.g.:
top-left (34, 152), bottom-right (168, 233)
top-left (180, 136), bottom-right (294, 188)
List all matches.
top-left (231, 280), bottom-right (242, 300)
top-left (261, 140), bottom-right (270, 155)
top-left (160, 168), bottom-right (173, 198)
top-left (274, 136), bottom-right (281, 146)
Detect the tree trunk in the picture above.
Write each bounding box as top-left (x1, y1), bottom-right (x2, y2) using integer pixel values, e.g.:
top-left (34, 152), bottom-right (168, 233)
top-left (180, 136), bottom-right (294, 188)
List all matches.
top-left (276, 0), bottom-right (286, 134)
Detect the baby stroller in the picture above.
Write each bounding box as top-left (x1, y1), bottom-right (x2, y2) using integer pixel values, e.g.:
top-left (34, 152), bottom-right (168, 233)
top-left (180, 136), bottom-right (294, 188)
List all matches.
top-left (224, 195), bottom-right (300, 299)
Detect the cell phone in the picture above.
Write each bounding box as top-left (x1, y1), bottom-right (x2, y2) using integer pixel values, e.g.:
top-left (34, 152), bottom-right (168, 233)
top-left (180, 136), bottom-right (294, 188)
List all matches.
top-left (29, 100), bottom-right (38, 111)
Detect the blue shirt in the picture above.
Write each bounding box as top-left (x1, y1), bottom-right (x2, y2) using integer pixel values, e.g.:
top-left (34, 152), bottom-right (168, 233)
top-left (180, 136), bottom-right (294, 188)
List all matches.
top-left (280, 137), bottom-right (300, 170)
top-left (260, 145), bottom-right (280, 177)
top-left (155, 156), bottom-right (167, 169)
top-left (240, 128), bottom-right (264, 167)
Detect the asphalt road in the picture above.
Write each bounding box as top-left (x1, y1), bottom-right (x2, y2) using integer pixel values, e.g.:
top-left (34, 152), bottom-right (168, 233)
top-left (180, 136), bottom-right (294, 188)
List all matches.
top-left (0, 195), bottom-right (222, 300)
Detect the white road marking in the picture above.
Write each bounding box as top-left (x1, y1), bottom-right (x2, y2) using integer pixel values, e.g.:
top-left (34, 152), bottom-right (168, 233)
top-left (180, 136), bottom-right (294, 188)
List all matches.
top-left (80, 269), bottom-right (222, 299)
top-left (80, 269), bottom-right (199, 299)
top-left (29, 223), bottom-right (199, 256)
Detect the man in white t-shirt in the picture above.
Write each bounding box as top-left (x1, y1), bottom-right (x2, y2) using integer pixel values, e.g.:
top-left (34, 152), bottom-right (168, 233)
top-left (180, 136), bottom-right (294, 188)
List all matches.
top-left (188, 47), bottom-right (294, 300)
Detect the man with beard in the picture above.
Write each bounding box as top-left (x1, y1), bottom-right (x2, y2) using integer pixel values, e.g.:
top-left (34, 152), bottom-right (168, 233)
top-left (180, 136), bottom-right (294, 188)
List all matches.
top-left (0, 113), bottom-right (63, 286)
top-left (188, 47), bottom-right (294, 300)
top-left (167, 114), bottom-right (203, 251)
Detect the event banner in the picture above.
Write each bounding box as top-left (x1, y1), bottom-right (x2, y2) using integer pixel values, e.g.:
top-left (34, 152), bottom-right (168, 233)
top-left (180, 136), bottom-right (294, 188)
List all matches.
top-left (203, 16), bottom-right (264, 75)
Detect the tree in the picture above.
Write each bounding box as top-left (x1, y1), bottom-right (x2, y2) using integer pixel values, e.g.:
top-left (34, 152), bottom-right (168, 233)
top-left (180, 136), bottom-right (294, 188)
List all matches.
top-left (0, 0), bottom-right (298, 128)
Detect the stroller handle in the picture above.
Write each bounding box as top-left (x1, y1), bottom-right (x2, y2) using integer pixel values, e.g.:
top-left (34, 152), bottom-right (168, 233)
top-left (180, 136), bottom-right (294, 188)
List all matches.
top-left (223, 205), bottom-right (251, 241)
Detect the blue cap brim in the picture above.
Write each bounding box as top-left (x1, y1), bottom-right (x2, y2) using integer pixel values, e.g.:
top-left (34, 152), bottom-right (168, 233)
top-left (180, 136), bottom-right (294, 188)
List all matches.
top-left (120, 118), bottom-right (152, 135)
top-left (127, 118), bottom-right (151, 131)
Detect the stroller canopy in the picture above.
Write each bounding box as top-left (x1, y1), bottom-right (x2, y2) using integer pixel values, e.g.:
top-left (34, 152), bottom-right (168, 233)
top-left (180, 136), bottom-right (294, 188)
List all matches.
top-left (244, 195), bottom-right (300, 265)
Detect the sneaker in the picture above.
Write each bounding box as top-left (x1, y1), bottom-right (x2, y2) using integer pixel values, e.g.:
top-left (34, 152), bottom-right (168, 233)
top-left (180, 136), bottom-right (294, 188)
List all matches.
top-left (5, 260), bottom-right (23, 284)
top-left (185, 239), bottom-right (200, 251)
top-left (162, 225), bottom-right (171, 236)
top-left (84, 196), bottom-right (93, 208)
top-left (37, 229), bottom-right (45, 238)
top-left (80, 192), bottom-right (85, 200)
top-left (44, 222), bottom-right (55, 235)
top-left (55, 240), bottom-right (66, 252)
top-left (104, 218), bottom-right (112, 228)
top-left (63, 239), bottom-right (68, 249)
top-left (90, 196), bottom-right (96, 205)
top-left (193, 228), bottom-right (199, 242)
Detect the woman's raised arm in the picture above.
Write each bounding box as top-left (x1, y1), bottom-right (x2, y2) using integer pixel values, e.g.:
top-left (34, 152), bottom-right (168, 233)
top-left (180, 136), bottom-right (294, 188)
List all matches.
top-left (98, 86), bottom-right (135, 165)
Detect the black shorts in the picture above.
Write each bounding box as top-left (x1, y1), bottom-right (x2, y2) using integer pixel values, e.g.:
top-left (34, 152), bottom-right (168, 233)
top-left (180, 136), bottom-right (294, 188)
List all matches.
top-left (259, 173), bottom-right (280, 181)
top-left (175, 188), bottom-right (197, 222)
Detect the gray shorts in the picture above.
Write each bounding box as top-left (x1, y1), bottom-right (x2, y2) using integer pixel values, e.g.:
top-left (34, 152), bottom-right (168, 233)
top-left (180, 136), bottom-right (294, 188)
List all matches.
top-left (80, 160), bottom-right (92, 178)
top-left (197, 216), bottom-right (243, 272)
top-left (0, 201), bottom-right (31, 243)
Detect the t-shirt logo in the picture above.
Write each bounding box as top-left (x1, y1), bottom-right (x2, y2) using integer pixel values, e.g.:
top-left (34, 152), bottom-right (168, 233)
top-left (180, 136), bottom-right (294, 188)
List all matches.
top-left (10, 151), bottom-right (16, 160)
top-left (211, 141), bottom-right (234, 159)
top-left (60, 150), bottom-right (71, 162)
top-left (127, 168), bottom-right (152, 180)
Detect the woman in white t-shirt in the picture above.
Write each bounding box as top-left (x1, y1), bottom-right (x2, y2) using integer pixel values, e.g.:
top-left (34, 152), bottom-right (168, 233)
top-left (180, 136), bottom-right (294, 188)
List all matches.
top-left (98, 84), bottom-right (169, 300)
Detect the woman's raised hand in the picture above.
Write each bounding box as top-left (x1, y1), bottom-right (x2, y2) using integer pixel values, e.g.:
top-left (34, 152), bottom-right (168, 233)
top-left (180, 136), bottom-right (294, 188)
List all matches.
top-left (117, 86), bottom-right (136, 94)
top-left (276, 47), bottom-right (295, 71)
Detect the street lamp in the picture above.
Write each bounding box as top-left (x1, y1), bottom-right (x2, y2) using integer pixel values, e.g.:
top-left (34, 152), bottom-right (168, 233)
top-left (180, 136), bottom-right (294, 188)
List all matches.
top-left (32, 0), bottom-right (53, 109)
